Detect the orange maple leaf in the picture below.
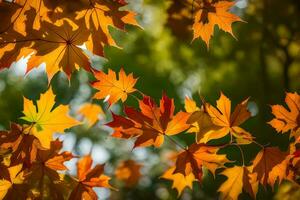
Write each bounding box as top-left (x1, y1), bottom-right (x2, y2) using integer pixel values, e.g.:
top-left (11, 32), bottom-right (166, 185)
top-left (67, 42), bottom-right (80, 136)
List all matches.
top-left (174, 143), bottom-right (228, 181)
top-left (1, 17), bottom-right (91, 77)
top-left (184, 97), bottom-right (200, 114)
top-left (69, 155), bottom-right (113, 200)
top-left (107, 94), bottom-right (190, 148)
top-left (77, 103), bottom-right (104, 127)
top-left (115, 159), bottom-right (142, 187)
top-left (0, 0), bottom-right (52, 36)
top-left (28, 140), bottom-right (73, 182)
top-left (252, 147), bottom-right (289, 188)
top-left (269, 92), bottom-right (300, 135)
top-left (0, 0), bottom-right (140, 76)
top-left (203, 92), bottom-right (253, 144)
top-left (0, 2), bottom-right (21, 35)
top-left (192, 0), bottom-right (244, 47)
top-left (15, 140), bottom-right (74, 199)
top-left (75, 0), bottom-right (139, 56)
top-left (92, 68), bottom-right (138, 106)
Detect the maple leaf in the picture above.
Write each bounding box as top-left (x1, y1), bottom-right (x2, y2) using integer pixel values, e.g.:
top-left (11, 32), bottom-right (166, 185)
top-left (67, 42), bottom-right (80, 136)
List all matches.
top-left (203, 92), bottom-right (253, 144)
top-left (0, 26), bottom-right (31, 69)
top-left (192, 0), bottom-right (244, 47)
top-left (92, 68), bottom-right (138, 106)
top-left (218, 166), bottom-right (258, 200)
top-left (0, 0), bottom-right (140, 75)
top-left (107, 94), bottom-right (190, 148)
top-left (115, 159), bottom-right (142, 187)
top-left (161, 167), bottom-right (196, 196)
top-left (0, 123), bottom-right (42, 166)
top-left (28, 140), bottom-right (73, 183)
top-left (77, 103), bottom-right (104, 127)
top-left (269, 92), bottom-right (300, 135)
top-left (75, 0), bottom-right (139, 56)
top-left (21, 140), bottom-right (73, 200)
top-left (69, 155), bottom-right (113, 200)
top-left (252, 147), bottom-right (289, 188)
top-left (21, 87), bottom-right (80, 148)
top-left (185, 97), bottom-right (219, 143)
top-left (0, 0), bottom-right (52, 36)
top-left (0, 15), bottom-right (91, 77)
top-left (174, 143), bottom-right (228, 181)
top-left (0, 164), bottom-right (24, 200)
top-left (0, 2), bottom-right (20, 35)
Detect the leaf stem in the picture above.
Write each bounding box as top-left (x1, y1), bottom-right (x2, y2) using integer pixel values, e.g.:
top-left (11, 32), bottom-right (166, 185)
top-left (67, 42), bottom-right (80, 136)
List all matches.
top-left (136, 89), bottom-right (145, 98)
top-left (231, 143), bottom-right (245, 166)
top-left (165, 135), bottom-right (186, 151)
top-left (252, 140), bottom-right (266, 149)
top-left (129, 93), bottom-right (141, 102)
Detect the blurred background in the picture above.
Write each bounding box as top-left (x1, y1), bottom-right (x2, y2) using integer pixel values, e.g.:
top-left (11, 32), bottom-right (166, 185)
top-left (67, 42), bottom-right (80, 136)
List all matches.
top-left (0, 0), bottom-right (300, 199)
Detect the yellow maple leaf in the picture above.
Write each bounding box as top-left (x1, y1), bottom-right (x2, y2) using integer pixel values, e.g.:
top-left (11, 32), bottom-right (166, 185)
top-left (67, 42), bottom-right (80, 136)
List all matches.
top-left (161, 167), bottom-right (196, 196)
top-left (203, 92), bottom-right (253, 144)
top-left (218, 166), bottom-right (258, 200)
top-left (21, 87), bottom-right (80, 148)
top-left (92, 68), bottom-right (138, 106)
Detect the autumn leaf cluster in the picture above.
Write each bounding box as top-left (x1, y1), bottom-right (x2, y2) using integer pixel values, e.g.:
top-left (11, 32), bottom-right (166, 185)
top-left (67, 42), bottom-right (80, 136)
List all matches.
top-left (0, 87), bottom-right (114, 199)
top-left (0, 0), bottom-right (139, 76)
top-left (0, 0), bottom-right (243, 78)
top-left (107, 85), bottom-right (300, 199)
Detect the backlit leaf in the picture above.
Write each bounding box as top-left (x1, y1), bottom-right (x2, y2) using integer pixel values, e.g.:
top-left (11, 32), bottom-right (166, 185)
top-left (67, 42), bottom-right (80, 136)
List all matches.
top-left (21, 87), bottom-right (80, 148)
top-left (92, 68), bottom-right (138, 106)
top-left (107, 94), bottom-right (190, 148)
